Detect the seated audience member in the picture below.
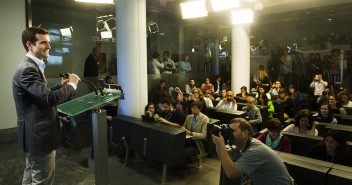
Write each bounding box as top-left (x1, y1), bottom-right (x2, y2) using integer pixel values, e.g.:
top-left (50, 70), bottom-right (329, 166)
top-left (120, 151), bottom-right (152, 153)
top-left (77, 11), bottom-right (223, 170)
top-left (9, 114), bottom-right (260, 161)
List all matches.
top-left (185, 78), bottom-right (197, 94)
top-left (185, 88), bottom-right (207, 114)
top-left (276, 88), bottom-right (291, 119)
top-left (283, 109), bottom-right (319, 136)
top-left (201, 77), bottom-right (215, 100)
top-left (255, 89), bottom-right (274, 119)
top-left (250, 81), bottom-right (259, 94)
top-left (180, 102), bottom-right (209, 178)
top-left (304, 130), bottom-right (352, 166)
top-left (144, 103), bottom-right (159, 122)
top-left (212, 118), bottom-right (293, 185)
top-left (213, 75), bottom-right (222, 99)
top-left (158, 99), bottom-right (184, 128)
top-left (236, 86), bottom-right (249, 98)
top-left (203, 90), bottom-right (214, 108)
top-left (317, 88), bottom-right (331, 106)
top-left (339, 92), bottom-right (352, 107)
top-left (313, 103), bottom-right (338, 124)
top-left (288, 85), bottom-right (303, 115)
top-left (171, 90), bottom-right (188, 115)
top-left (242, 96), bottom-right (262, 134)
top-left (257, 118), bottom-right (291, 153)
top-left (255, 85), bottom-right (271, 100)
top-left (149, 79), bottom-right (169, 108)
top-left (179, 53), bottom-right (192, 73)
top-left (268, 80), bottom-right (281, 96)
top-left (216, 90), bottom-right (237, 110)
top-left (216, 89), bottom-right (227, 101)
top-left (328, 95), bottom-right (347, 115)
top-left (277, 88), bottom-right (288, 103)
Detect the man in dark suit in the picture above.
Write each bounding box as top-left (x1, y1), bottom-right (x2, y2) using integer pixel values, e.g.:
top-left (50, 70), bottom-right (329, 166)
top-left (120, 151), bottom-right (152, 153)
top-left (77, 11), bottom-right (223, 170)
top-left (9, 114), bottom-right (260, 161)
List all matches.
top-left (84, 46), bottom-right (99, 77)
top-left (13, 27), bottom-right (80, 185)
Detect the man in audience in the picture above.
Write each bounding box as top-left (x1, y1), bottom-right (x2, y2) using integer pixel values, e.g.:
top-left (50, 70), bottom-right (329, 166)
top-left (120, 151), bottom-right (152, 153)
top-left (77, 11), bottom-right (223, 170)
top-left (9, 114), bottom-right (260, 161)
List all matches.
top-left (180, 102), bottom-right (209, 178)
top-left (185, 77), bottom-right (196, 94)
top-left (158, 99), bottom-right (184, 128)
top-left (149, 79), bottom-right (168, 107)
top-left (213, 75), bottom-right (222, 99)
top-left (147, 52), bottom-right (164, 74)
top-left (212, 118), bottom-right (293, 185)
top-left (216, 90), bottom-right (237, 110)
top-left (268, 80), bottom-right (281, 97)
top-left (310, 74), bottom-right (328, 96)
top-left (242, 96), bottom-right (262, 134)
top-left (162, 51), bottom-right (176, 74)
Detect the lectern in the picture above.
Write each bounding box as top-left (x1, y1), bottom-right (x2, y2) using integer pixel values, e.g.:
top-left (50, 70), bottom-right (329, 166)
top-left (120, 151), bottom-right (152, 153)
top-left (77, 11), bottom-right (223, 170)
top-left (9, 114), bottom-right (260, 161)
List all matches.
top-left (58, 91), bottom-right (124, 185)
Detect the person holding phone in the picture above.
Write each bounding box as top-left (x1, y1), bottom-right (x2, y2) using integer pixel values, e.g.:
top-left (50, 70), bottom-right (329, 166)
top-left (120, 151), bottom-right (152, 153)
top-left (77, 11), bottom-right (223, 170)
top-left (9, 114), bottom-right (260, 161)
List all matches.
top-left (310, 74), bottom-right (328, 96)
top-left (215, 90), bottom-right (237, 110)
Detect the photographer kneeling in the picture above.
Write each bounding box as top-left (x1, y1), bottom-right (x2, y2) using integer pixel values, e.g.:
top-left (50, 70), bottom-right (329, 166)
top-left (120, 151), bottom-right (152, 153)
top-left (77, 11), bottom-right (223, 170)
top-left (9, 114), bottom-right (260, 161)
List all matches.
top-left (212, 118), bottom-right (293, 185)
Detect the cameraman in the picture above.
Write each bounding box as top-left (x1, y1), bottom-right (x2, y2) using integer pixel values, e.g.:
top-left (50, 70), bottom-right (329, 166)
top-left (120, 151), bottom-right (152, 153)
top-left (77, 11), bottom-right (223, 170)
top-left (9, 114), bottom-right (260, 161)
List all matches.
top-left (212, 118), bottom-right (293, 185)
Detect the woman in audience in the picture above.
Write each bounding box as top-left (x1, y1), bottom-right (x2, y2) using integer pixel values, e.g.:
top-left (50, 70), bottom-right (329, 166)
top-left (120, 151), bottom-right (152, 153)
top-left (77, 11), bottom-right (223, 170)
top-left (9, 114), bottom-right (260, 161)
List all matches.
top-left (257, 118), bottom-right (291, 153)
top-left (236, 86), bottom-right (249, 98)
top-left (255, 90), bottom-right (274, 119)
top-left (200, 77), bottom-right (215, 100)
top-left (216, 89), bottom-right (227, 101)
top-left (172, 91), bottom-right (188, 115)
top-left (328, 95), bottom-right (347, 115)
top-left (304, 130), bottom-right (352, 166)
top-left (313, 103), bottom-right (338, 124)
top-left (283, 109), bottom-right (319, 136)
top-left (144, 103), bottom-right (159, 122)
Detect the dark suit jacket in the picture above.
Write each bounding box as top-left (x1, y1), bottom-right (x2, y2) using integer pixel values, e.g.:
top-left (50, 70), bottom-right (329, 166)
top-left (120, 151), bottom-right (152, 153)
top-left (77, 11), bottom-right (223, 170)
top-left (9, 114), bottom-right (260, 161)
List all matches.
top-left (12, 56), bottom-right (75, 154)
top-left (84, 54), bottom-right (98, 77)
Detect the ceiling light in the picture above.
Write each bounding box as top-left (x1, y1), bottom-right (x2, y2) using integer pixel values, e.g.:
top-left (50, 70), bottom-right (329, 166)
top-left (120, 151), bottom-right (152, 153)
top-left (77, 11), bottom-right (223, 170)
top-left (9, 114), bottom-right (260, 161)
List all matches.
top-left (181, 0), bottom-right (208, 19)
top-left (101, 31), bottom-right (112, 38)
top-left (211, 0), bottom-right (240, 11)
top-left (232, 9), bottom-right (253, 24)
top-left (75, 0), bottom-right (113, 4)
top-left (60, 27), bottom-right (72, 36)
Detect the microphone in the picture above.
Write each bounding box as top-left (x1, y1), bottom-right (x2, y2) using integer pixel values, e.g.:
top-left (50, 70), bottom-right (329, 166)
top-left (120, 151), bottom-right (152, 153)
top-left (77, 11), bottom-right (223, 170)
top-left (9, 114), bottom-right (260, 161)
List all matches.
top-left (81, 79), bottom-right (99, 96)
top-left (90, 80), bottom-right (105, 96)
top-left (59, 73), bottom-right (104, 96)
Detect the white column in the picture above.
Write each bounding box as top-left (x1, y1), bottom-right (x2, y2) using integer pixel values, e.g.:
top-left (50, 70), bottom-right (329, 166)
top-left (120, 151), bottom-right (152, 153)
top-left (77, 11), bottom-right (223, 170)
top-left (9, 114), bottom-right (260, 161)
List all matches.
top-left (231, 24), bottom-right (250, 93)
top-left (116, 0), bottom-right (148, 117)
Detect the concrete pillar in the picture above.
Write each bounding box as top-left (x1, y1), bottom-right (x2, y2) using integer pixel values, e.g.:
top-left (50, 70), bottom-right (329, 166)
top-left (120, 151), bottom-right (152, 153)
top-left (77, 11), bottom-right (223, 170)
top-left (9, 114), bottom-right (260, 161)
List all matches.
top-left (231, 24), bottom-right (250, 94)
top-left (116, 0), bottom-right (148, 117)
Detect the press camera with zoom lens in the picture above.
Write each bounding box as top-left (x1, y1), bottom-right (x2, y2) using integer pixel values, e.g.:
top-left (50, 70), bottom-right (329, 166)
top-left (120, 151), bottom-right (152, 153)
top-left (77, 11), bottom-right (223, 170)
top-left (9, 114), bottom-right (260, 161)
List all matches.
top-left (213, 124), bottom-right (231, 144)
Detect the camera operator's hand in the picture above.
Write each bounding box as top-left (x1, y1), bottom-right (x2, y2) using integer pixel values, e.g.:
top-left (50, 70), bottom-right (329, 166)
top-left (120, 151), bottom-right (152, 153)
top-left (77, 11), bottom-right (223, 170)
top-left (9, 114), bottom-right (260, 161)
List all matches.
top-left (212, 132), bottom-right (225, 147)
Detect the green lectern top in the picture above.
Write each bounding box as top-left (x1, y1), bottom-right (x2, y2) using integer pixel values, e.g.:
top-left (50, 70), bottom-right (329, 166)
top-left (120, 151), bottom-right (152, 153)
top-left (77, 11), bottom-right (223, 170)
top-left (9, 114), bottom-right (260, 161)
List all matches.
top-left (57, 91), bottom-right (124, 116)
